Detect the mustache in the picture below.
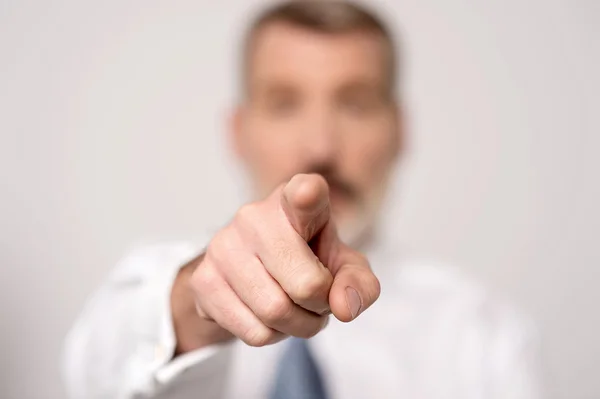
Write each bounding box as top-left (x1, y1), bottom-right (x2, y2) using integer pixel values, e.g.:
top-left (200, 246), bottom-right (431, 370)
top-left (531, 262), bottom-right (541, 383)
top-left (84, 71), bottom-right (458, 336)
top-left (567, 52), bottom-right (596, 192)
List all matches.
top-left (295, 166), bottom-right (358, 201)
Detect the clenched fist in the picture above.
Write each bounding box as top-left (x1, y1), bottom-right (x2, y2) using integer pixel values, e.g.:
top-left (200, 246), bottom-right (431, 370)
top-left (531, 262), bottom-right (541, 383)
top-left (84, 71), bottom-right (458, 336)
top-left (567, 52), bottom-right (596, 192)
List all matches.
top-left (172, 174), bottom-right (381, 352)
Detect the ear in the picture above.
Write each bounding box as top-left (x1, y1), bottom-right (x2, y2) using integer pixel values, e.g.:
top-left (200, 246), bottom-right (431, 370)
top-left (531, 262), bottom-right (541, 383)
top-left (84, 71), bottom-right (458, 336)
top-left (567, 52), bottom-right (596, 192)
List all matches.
top-left (228, 105), bottom-right (245, 162)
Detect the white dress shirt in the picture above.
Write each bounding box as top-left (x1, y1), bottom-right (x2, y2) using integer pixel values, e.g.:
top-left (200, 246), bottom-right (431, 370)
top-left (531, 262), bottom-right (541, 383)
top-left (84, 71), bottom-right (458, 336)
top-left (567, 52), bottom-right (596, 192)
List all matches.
top-left (62, 236), bottom-right (543, 399)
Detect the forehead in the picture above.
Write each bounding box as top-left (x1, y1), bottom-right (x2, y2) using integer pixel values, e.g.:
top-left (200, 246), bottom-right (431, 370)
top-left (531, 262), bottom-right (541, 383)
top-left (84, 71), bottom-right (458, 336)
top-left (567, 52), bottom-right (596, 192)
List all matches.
top-left (247, 22), bottom-right (388, 91)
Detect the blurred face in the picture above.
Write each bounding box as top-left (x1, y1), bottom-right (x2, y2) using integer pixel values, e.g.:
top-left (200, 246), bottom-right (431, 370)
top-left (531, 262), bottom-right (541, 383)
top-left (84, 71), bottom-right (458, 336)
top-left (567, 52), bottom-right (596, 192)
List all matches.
top-left (232, 22), bottom-right (402, 245)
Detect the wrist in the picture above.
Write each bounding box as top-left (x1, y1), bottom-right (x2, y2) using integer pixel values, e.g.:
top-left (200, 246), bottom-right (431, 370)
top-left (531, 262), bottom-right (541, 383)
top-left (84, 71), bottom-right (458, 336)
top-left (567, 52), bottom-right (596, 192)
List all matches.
top-left (171, 254), bottom-right (234, 356)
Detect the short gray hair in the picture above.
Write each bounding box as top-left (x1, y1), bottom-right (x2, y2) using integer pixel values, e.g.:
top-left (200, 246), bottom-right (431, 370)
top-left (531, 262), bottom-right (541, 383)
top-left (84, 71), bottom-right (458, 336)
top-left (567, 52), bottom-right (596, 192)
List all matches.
top-left (241, 1), bottom-right (400, 96)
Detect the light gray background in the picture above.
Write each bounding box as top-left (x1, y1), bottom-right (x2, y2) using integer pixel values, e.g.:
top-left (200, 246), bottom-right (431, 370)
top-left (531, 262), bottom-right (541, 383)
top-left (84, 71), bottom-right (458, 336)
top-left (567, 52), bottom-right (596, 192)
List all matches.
top-left (1, 0), bottom-right (598, 397)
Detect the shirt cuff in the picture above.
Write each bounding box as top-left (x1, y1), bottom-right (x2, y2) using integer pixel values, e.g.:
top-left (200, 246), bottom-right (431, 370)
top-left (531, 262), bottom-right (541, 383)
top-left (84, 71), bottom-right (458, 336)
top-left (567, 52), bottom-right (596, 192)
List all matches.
top-left (155, 342), bottom-right (234, 385)
top-left (141, 239), bottom-right (233, 392)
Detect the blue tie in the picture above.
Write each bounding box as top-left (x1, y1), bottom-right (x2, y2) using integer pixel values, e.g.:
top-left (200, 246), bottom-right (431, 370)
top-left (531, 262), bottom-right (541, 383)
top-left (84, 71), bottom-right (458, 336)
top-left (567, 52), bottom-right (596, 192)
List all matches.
top-left (269, 338), bottom-right (329, 399)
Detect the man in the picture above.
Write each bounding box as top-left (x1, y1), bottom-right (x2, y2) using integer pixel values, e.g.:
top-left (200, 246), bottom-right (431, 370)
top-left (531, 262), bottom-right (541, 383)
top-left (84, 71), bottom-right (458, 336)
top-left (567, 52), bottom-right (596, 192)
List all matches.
top-left (63, 2), bottom-right (543, 398)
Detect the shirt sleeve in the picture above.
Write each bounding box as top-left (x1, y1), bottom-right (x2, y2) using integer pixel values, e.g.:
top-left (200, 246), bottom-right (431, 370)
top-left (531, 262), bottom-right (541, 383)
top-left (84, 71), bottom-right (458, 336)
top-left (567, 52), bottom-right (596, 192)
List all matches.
top-left (61, 241), bottom-right (233, 399)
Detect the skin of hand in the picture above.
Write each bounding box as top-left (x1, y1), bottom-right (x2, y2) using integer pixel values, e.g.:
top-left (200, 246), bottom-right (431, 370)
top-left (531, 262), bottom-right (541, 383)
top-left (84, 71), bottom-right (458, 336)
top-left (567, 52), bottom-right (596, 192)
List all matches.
top-left (171, 173), bottom-right (381, 354)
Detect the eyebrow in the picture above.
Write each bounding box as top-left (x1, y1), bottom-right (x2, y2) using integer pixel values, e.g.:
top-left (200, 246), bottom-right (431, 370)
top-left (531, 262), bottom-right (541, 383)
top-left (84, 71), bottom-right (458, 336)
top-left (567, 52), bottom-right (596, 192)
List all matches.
top-left (336, 79), bottom-right (389, 99)
top-left (249, 79), bottom-right (300, 98)
top-left (247, 76), bottom-right (390, 101)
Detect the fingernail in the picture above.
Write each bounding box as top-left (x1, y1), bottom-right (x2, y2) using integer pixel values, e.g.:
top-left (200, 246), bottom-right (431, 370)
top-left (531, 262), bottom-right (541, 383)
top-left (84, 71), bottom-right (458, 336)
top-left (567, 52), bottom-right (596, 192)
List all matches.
top-left (345, 286), bottom-right (362, 319)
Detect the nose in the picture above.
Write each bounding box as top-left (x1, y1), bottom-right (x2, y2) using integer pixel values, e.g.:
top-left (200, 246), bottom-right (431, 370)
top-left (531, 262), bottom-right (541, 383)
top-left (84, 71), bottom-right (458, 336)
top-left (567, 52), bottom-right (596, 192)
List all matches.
top-left (301, 106), bottom-right (338, 165)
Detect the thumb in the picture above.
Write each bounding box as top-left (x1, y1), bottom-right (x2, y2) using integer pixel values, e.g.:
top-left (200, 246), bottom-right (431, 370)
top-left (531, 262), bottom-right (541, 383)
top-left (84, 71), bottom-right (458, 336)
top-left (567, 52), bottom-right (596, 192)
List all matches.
top-left (328, 247), bottom-right (381, 322)
top-left (281, 174), bottom-right (331, 242)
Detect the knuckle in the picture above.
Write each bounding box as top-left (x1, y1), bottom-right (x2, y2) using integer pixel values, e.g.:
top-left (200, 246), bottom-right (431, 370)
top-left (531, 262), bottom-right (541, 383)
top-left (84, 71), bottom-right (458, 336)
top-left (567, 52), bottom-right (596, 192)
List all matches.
top-left (206, 226), bottom-right (239, 265)
top-left (214, 226), bottom-right (237, 249)
top-left (236, 203), bottom-right (261, 227)
top-left (242, 326), bottom-right (276, 347)
top-left (204, 245), bottom-right (219, 266)
top-left (259, 295), bottom-right (294, 325)
top-left (290, 269), bottom-right (332, 303)
top-left (205, 233), bottom-right (226, 263)
top-left (190, 263), bottom-right (218, 290)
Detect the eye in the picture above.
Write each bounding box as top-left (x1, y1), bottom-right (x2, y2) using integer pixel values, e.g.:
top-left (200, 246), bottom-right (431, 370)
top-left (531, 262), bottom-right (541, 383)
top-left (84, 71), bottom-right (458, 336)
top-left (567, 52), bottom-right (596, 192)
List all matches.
top-left (341, 96), bottom-right (376, 115)
top-left (268, 96), bottom-right (298, 114)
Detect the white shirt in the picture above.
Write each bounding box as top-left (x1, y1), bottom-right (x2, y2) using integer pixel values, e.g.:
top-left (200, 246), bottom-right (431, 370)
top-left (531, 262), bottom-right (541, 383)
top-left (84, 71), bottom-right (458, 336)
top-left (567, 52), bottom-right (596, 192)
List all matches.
top-left (62, 236), bottom-right (543, 399)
